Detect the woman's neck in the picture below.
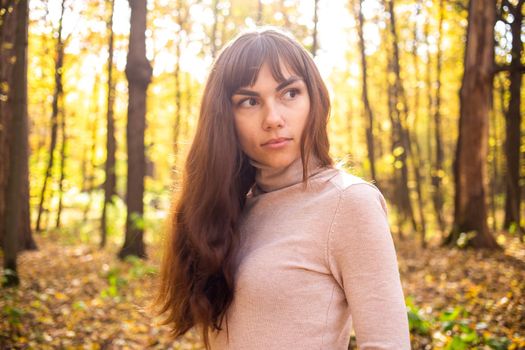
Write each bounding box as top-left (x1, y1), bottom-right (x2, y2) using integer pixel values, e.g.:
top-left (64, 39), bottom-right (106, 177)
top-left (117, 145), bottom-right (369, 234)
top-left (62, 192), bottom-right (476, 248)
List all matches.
top-left (249, 155), bottom-right (325, 193)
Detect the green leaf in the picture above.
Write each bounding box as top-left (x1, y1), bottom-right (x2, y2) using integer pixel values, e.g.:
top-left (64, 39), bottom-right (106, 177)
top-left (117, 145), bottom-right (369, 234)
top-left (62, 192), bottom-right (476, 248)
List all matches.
top-left (445, 335), bottom-right (468, 350)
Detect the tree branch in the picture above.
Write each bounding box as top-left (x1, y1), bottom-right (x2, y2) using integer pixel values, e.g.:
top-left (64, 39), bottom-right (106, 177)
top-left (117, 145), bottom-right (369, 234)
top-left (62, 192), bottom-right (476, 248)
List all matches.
top-left (494, 64), bottom-right (525, 75)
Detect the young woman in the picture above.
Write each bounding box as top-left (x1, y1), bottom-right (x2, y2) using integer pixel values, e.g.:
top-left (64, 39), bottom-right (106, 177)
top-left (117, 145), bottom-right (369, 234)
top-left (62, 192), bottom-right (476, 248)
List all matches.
top-left (156, 28), bottom-right (411, 349)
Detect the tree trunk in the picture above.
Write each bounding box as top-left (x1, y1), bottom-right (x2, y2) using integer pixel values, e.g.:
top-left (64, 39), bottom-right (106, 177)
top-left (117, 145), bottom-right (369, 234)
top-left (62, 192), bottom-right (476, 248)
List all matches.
top-left (385, 0), bottom-right (418, 234)
top-left (431, 0), bottom-right (446, 234)
top-left (101, 0), bottom-right (117, 248)
top-left (352, 0), bottom-right (377, 185)
top-left (502, 0), bottom-right (523, 235)
top-left (55, 98), bottom-right (67, 228)
top-left (0, 0), bottom-right (36, 254)
top-left (489, 76), bottom-right (504, 231)
top-left (409, 0), bottom-right (427, 247)
top-left (444, 0), bottom-right (499, 249)
top-left (119, 0), bottom-right (152, 259)
top-left (1, 1), bottom-right (16, 247)
top-left (311, 0), bottom-right (319, 57)
top-left (2, 0), bottom-right (29, 287)
top-left (173, 0), bottom-right (184, 164)
top-left (35, 0), bottom-right (66, 232)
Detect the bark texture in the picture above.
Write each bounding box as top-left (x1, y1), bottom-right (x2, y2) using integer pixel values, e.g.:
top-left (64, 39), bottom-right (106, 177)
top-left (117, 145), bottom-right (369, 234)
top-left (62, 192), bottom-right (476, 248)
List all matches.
top-left (101, 0), bottom-right (117, 248)
top-left (502, 0), bottom-right (523, 234)
top-left (1, 0), bottom-right (31, 286)
top-left (445, 0), bottom-right (499, 249)
top-left (119, 0), bottom-right (152, 259)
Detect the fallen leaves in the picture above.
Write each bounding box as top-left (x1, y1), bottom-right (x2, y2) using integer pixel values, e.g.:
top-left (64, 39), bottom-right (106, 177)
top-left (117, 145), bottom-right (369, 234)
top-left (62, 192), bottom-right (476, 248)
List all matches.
top-left (1, 231), bottom-right (524, 349)
top-left (397, 235), bottom-right (525, 350)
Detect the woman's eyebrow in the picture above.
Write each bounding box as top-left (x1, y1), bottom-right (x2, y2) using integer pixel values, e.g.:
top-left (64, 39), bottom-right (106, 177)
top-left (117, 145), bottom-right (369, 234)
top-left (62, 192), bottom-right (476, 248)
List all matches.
top-left (233, 76), bottom-right (303, 97)
top-left (233, 89), bottom-right (259, 97)
top-left (275, 76), bottom-right (302, 91)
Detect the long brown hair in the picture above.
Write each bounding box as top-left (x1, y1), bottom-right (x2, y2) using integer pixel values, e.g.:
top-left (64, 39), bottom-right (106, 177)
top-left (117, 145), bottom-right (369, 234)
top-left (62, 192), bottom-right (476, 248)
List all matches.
top-left (155, 28), bottom-right (332, 349)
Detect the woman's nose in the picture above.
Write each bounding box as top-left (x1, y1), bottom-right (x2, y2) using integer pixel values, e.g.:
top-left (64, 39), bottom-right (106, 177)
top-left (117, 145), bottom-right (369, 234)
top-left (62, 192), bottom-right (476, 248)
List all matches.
top-left (262, 101), bottom-right (284, 130)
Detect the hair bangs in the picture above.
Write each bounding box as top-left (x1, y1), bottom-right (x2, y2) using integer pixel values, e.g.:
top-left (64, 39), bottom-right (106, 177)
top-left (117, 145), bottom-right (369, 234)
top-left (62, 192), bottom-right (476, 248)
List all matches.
top-left (222, 32), bottom-right (309, 97)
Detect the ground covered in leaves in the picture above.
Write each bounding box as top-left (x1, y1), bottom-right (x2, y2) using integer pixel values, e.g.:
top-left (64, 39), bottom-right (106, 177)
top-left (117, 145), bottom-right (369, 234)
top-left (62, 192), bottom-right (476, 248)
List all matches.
top-left (1, 231), bottom-right (524, 350)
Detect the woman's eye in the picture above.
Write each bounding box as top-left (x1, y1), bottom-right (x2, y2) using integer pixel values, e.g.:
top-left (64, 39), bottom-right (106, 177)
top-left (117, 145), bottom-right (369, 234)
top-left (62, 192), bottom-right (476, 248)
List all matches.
top-left (283, 88), bottom-right (299, 100)
top-left (239, 98), bottom-right (258, 108)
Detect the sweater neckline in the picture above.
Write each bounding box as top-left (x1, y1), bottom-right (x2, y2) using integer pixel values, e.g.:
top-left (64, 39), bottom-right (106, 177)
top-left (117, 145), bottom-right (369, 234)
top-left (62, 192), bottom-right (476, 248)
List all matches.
top-left (249, 155), bottom-right (327, 194)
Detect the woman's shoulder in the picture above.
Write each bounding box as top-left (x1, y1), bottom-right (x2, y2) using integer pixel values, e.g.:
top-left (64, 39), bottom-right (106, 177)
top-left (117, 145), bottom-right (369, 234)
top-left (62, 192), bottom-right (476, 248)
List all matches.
top-left (310, 166), bottom-right (386, 212)
top-left (324, 167), bottom-right (379, 194)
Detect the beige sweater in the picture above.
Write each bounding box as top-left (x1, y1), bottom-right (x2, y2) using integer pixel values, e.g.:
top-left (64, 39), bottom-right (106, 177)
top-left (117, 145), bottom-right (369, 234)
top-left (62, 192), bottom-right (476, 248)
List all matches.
top-left (209, 158), bottom-right (411, 349)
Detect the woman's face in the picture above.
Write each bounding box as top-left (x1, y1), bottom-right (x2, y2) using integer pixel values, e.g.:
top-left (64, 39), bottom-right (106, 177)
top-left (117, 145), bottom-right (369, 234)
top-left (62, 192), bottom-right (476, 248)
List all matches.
top-left (231, 62), bottom-right (310, 169)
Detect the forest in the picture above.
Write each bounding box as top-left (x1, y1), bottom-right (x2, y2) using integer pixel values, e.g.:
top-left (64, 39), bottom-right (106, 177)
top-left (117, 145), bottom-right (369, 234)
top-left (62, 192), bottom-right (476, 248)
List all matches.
top-left (0, 0), bottom-right (524, 349)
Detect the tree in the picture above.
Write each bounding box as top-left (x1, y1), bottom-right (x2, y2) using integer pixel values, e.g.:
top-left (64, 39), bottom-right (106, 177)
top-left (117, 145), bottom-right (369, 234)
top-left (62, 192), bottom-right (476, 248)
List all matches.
top-left (119, 0), bottom-right (152, 259)
top-left (351, 0), bottom-right (377, 185)
top-left (55, 74), bottom-right (67, 228)
top-left (384, 0), bottom-right (418, 235)
top-left (496, 0), bottom-right (524, 237)
top-left (1, 0), bottom-right (31, 286)
top-left (101, 0), bottom-right (117, 248)
top-left (430, 0), bottom-right (446, 234)
top-left (445, 0), bottom-right (499, 249)
top-left (1, 0), bottom-right (35, 254)
top-left (35, 0), bottom-right (66, 232)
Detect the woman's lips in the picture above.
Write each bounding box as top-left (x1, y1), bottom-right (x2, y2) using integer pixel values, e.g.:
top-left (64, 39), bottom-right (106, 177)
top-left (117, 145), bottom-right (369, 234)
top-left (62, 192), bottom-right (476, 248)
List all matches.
top-left (261, 137), bottom-right (292, 149)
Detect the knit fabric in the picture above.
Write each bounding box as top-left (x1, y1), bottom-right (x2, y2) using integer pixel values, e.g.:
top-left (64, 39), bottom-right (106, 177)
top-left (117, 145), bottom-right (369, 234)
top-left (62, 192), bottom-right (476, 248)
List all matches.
top-left (209, 157), bottom-right (411, 349)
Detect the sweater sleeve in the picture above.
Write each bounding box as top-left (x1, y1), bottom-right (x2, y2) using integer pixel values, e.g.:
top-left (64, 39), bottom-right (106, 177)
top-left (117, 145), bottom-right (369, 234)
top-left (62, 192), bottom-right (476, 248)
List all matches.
top-left (327, 183), bottom-right (411, 350)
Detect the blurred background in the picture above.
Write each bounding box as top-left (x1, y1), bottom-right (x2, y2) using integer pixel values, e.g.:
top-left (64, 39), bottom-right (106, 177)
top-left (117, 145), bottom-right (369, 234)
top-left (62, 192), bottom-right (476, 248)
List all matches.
top-left (0, 0), bottom-right (524, 349)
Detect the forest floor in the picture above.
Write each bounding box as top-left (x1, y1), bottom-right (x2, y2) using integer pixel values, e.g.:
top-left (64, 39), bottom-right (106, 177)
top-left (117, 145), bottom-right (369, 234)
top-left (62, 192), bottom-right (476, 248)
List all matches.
top-left (1, 229), bottom-right (524, 350)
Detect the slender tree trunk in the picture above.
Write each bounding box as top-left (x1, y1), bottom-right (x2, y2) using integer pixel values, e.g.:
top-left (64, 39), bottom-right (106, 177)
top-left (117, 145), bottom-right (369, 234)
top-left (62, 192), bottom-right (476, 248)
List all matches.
top-left (382, 12), bottom-right (404, 239)
top-left (35, 0), bottom-right (66, 232)
top-left (119, 0), bottom-right (152, 259)
top-left (385, 59), bottom-right (405, 239)
top-left (423, 5), bottom-right (433, 184)
top-left (431, 0), bottom-right (446, 234)
top-left (489, 77), bottom-right (504, 231)
top-left (55, 101), bottom-right (67, 228)
top-left (385, 0), bottom-right (418, 234)
top-left (311, 0), bottom-right (319, 56)
top-left (409, 0), bottom-right (427, 247)
top-left (173, 0), bottom-right (183, 165)
top-left (352, 0), bottom-right (377, 185)
top-left (444, 0), bottom-right (499, 249)
top-left (101, 0), bottom-right (117, 248)
top-left (2, 0), bottom-right (29, 287)
top-left (502, 0), bottom-right (523, 235)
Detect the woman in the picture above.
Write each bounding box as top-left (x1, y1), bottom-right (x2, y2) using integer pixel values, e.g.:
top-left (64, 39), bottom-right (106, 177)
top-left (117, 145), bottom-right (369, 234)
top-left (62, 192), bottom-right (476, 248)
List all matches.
top-left (156, 28), bottom-right (411, 349)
